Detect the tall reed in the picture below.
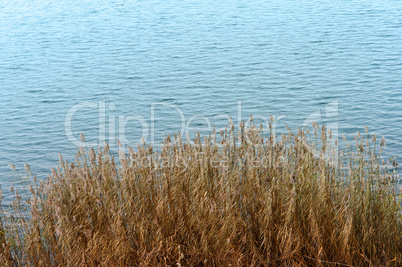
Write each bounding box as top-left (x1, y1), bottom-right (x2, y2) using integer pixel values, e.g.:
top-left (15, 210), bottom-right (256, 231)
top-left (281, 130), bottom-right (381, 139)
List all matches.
top-left (1, 119), bottom-right (401, 266)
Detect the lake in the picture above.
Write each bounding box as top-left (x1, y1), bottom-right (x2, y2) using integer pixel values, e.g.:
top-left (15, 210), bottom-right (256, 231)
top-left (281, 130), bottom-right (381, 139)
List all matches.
top-left (1, 0), bottom-right (401, 194)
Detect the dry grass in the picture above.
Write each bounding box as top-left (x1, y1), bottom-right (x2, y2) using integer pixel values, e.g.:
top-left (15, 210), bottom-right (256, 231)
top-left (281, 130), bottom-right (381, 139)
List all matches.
top-left (0, 119), bottom-right (401, 266)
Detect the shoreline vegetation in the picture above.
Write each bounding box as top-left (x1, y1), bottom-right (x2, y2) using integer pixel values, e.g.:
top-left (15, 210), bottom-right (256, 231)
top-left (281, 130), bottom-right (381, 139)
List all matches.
top-left (0, 118), bottom-right (401, 266)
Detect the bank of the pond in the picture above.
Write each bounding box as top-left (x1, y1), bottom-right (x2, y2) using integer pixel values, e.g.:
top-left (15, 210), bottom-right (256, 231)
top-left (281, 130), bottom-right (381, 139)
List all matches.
top-left (1, 122), bottom-right (401, 266)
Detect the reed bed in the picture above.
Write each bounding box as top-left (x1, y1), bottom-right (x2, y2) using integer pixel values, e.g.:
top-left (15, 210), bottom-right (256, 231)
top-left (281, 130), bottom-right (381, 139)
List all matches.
top-left (0, 119), bottom-right (401, 266)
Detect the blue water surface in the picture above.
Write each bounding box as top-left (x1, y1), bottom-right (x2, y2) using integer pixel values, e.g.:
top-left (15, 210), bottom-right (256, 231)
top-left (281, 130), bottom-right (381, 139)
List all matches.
top-left (1, 0), bottom-right (401, 193)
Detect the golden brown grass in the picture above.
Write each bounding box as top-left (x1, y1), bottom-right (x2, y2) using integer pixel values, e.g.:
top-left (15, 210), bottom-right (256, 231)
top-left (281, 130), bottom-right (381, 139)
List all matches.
top-left (0, 119), bottom-right (401, 266)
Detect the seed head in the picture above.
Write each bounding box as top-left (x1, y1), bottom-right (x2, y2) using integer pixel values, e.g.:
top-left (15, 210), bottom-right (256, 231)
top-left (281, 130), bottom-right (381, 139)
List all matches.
top-left (80, 133), bottom-right (86, 142)
top-left (380, 137), bottom-right (386, 147)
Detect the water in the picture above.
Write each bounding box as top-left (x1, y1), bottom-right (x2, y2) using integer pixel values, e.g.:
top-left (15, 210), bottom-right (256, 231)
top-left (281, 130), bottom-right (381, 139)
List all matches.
top-left (1, 0), bottom-right (401, 193)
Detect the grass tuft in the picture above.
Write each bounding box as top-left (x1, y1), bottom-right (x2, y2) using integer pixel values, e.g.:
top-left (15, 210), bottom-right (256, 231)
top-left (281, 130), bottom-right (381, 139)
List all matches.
top-left (1, 120), bottom-right (401, 266)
